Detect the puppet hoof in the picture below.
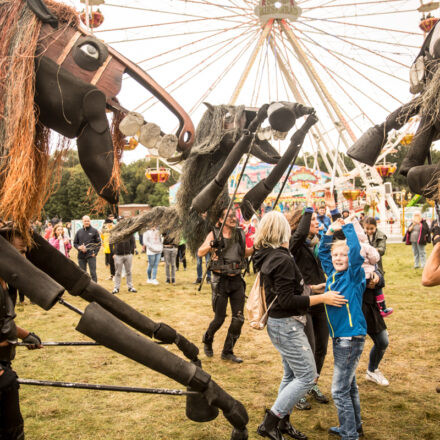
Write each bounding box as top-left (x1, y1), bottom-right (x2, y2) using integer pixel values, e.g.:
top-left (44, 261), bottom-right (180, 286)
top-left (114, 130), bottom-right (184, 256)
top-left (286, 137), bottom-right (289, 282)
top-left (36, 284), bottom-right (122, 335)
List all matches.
top-left (347, 125), bottom-right (385, 167)
top-left (407, 164), bottom-right (440, 200)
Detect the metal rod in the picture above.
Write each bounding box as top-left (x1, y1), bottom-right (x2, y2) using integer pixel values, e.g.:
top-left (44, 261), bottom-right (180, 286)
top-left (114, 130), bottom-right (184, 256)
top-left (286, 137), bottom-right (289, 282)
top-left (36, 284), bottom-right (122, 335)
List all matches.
top-left (269, 36), bottom-right (338, 176)
top-left (218, 148), bottom-right (252, 239)
top-left (272, 158), bottom-right (297, 210)
top-left (17, 340), bottom-right (169, 347)
top-left (16, 342), bottom-right (100, 347)
top-left (17, 379), bottom-right (199, 396)
top-left (198, 135), bottom-right (254, 291)
top-left (58, 298), bottom-right (84, 316)
top-left (85, 0), bottom-right (91, 32)
top-left (229, 19), bottom-right (274, 105)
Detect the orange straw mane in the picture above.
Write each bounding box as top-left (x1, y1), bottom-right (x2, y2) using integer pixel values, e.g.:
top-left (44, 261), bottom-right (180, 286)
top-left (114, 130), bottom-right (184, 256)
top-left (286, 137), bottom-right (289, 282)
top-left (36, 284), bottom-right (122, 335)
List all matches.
top-left (0, 1), bottom-right (121, 242)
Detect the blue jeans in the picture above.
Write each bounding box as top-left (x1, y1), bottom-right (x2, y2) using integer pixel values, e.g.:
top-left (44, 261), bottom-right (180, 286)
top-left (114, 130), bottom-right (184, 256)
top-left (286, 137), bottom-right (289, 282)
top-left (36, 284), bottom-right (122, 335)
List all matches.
top-left (368, 330), bottom-right (388, 372)
top-left (196, 255), bottom-right (211, 281)
top-left (332, 336), bottom-right (365, 440)
top-left (267, 316), bottom-right (317, 418)
top-left (147, 253), bottom-right (161, 280)
top-left (411, 242), bottom-right (426, 268)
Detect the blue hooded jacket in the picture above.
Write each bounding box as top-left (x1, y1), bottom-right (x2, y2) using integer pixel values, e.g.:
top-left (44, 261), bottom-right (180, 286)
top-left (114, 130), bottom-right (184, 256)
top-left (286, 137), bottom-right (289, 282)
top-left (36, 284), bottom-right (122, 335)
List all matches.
top-left (318, 223), bottom-right (366, 338)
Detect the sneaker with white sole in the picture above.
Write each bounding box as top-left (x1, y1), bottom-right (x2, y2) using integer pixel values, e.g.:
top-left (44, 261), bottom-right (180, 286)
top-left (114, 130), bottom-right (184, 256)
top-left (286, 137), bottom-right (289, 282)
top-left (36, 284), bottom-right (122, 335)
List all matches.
top-left (295, 396), bottom-right (311, 410)
top-left (146, 279), bottom-right (153, 284)
top-left (366, 369), bottom-right (389, 386)
top-left (151, 279), bottom-right (159, 285)
top-left (308, 384), bottom-right (329, 404)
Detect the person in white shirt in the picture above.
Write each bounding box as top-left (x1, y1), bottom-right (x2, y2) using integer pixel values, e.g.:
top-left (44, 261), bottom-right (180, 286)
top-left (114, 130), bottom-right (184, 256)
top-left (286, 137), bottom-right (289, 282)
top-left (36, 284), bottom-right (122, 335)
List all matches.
top-left (143, 227), bottom-right (163, 285)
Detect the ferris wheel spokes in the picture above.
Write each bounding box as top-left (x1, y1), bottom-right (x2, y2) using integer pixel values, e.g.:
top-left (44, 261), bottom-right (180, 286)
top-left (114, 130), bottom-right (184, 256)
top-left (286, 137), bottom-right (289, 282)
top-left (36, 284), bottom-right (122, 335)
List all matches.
top-left (229, 19), bottom-right (274, 104)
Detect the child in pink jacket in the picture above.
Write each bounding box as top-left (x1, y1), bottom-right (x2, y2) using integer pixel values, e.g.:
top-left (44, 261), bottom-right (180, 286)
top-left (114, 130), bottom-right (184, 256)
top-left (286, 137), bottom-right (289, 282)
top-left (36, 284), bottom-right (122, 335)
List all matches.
top-left (49, 224), bottom-right (72, 258)
top-left (352, 216), bottom-right (393, 317)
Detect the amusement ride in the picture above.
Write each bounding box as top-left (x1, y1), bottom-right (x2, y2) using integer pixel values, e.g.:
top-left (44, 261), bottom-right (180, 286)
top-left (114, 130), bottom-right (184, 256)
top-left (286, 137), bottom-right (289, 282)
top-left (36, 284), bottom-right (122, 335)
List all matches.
top-left (76, 0), bottom-right (440, 237)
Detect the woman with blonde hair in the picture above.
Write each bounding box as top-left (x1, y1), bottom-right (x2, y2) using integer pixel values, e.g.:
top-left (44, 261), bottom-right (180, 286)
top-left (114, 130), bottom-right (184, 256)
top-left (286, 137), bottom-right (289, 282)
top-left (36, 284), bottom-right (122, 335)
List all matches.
top-left (253, 211), bottom-right (347, 440)
top-left (49, 223), bottom-right (72, 258)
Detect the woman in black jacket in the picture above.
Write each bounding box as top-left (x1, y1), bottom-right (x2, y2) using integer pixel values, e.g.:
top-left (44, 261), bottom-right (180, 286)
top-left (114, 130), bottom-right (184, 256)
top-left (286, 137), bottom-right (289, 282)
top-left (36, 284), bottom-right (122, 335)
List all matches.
top-left (287, 207), bottom-right (329, 408)
top-left (253, 211), bottom-right (346, 440)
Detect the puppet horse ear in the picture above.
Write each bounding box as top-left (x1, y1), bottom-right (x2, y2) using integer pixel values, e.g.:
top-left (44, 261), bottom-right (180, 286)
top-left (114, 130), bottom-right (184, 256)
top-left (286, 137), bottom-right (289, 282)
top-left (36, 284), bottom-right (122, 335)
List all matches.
top-left (202, 102), bottom-right (215, 112)
top-left (26, 0), bottom-right (58, 28)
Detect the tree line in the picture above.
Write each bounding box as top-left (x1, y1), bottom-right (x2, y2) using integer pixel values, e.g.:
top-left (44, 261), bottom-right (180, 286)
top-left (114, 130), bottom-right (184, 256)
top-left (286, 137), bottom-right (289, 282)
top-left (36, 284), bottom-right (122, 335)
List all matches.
top-left (43, 151), bottom-right (178, 221)
top-left (43, 145), bottom-right (440, 221)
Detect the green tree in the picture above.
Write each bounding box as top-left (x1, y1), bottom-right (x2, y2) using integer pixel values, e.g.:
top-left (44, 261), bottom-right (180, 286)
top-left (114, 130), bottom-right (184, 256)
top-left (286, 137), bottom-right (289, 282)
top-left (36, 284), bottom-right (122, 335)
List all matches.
top-left (43, 168), bottom-right (72, 220)
top-left (44, 153), bottom-right (177, 219)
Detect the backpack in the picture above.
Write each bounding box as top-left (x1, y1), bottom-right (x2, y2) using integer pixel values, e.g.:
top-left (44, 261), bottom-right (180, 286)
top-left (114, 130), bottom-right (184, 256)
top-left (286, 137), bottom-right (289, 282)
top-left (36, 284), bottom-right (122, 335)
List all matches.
top-left (245, 272), bottom-right (277, 330)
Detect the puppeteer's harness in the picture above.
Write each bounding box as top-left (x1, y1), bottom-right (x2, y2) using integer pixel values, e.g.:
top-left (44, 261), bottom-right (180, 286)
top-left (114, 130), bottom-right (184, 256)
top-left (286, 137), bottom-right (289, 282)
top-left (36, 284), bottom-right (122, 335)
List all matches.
top-left (209, 227), bottom-right (246, 276)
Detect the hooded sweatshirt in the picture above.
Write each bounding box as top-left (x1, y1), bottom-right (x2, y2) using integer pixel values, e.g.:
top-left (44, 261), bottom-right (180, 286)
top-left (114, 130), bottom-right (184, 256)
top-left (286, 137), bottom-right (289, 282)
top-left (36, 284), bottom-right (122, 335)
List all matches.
top-left (318, 223), bottom-right (367, 338)
top-left (351, 217), bottom-right (380, 280)
top-left (253, 246), bottom-right (310, 319)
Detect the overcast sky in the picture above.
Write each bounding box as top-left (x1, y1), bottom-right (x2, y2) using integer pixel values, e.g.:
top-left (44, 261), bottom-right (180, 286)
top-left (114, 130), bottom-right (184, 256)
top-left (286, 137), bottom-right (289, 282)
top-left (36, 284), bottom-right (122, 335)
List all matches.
top-left (66, 0), bottom-right (434, 163)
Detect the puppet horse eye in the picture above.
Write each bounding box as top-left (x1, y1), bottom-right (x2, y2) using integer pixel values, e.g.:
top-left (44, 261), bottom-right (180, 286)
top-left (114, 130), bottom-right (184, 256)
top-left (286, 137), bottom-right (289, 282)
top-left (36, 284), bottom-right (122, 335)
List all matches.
top-left (80, 44), bottom-right (99, 59)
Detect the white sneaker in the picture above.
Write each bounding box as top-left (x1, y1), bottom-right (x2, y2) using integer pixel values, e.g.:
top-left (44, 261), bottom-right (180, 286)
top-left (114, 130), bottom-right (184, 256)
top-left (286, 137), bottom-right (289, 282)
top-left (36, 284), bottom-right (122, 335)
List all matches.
top-left (366, 369), bottom-right (389, 386)
top-left (147, 279), bottom-right (152, 284)
top-left (151, 279), bottom-right (159, 285)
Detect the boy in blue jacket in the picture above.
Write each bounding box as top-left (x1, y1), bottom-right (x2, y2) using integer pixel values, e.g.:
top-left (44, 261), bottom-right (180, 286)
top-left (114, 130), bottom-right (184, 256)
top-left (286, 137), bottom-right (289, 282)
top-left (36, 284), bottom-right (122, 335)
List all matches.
top-left (318, 218), bottom-right (366, 440)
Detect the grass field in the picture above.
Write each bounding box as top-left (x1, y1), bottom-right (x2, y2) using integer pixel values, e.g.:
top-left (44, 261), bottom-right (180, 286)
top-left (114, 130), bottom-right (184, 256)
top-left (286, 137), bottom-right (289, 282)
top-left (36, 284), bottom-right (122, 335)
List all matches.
top-left (14, 243), bottom-right (440, 440)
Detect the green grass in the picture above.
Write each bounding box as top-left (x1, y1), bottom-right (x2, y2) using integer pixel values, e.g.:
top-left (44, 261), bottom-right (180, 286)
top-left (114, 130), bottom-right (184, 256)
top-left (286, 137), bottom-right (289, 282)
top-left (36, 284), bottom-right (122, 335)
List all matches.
top-left (15, 243), bottom-right (440, 439)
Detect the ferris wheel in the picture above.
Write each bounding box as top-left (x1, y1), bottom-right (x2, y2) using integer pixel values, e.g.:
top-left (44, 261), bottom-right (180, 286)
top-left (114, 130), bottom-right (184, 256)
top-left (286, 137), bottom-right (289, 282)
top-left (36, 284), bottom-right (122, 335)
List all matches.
top-left (76, 0), bottom-right (433, 222)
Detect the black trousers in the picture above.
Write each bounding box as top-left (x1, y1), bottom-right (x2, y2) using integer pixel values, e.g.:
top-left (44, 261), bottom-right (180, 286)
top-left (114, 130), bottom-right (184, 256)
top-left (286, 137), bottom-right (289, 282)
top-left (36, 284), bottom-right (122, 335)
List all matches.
top-left (105, 252), bottom-right (115, 276)
top-left (0, 363), bottom-right (24, 440)
top-left (205, 274), bottom-right (245, 354)
top-left (304, 306), bottom-right (329, 376)
top-left (176, 244), bottom-right (187, 270)
top-left (78, 257), bottom-right (97, 282)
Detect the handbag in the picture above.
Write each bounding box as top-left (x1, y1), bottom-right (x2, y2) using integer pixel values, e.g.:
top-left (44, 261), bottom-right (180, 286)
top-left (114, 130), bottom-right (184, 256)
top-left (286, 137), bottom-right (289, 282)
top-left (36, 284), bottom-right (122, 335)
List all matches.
top-left (245, 272), bottom-right (277, 330)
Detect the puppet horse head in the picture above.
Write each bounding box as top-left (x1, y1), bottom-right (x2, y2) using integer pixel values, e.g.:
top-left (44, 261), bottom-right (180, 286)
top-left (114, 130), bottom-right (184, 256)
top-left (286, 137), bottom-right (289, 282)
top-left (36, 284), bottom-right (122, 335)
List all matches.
top-left (0, 0), bottom-right (194, 239)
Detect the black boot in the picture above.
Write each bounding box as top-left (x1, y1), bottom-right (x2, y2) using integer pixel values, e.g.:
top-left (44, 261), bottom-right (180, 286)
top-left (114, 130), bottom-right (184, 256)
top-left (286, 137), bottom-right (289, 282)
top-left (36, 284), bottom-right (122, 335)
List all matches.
top-left (221, 352), bottom-right (243, 363)
top-left (257, 409), bottom-right (284, 440)
top-left (222, 315), bottom-right (244, 362)
top-left (202, 331), bottom-right (213, 357)
top-left (278, 415), bottom-right (308, 440)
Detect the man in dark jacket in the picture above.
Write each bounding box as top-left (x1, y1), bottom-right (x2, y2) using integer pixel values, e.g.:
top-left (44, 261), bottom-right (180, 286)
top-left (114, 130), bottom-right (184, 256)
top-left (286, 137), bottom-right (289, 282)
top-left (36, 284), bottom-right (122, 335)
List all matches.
top-left (0, 229), bottom-right (42, 440)
top-left (111, 231), bottom-right (137, 294)
top-left (73, 215), bottom-right (101, 282)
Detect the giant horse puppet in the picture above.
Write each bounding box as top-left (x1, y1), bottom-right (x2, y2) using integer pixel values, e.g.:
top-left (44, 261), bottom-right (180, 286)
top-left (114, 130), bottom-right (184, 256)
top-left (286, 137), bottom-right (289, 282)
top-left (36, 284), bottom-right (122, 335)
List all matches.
top-left (347, 21), bottom-right (440, 201)
top-left (111, 101), bottom-right (318, 255)
top-left (0, 1), bottom-right (260, 439)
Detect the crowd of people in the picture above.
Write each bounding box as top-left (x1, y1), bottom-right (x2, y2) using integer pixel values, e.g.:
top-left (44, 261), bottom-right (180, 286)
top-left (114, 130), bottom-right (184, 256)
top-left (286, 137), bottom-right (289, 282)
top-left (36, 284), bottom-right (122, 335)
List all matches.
top-left (30, 215), bottom-right (192, 294)
top-left (8, 203), bottom-right (437, 440)
top-left (196, 202), bottom-right (438, 440)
